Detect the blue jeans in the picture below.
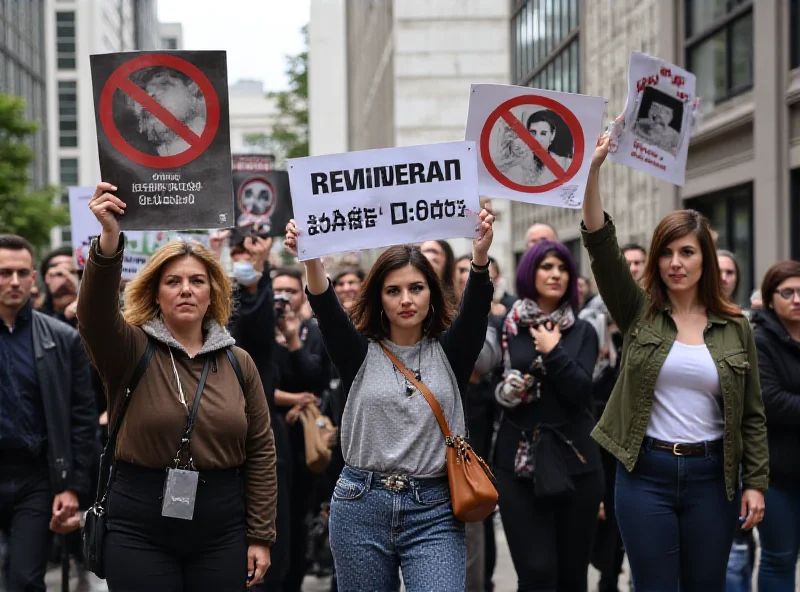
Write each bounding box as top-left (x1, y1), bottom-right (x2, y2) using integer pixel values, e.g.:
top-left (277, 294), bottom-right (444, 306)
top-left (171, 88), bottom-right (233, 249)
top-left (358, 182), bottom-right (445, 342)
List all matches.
top-left (329, 465), bottom-right (465, 592)
top-left (725, 538), bottom-right (752, 592)
top-left (615, 440), bottom-right (738, 592)
top-left (757, 483), bottom-right (800, 592)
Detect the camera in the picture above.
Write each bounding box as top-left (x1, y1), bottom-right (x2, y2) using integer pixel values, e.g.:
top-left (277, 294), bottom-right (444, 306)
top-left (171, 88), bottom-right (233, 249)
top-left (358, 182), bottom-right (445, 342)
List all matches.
top-left (274, 293), bottom-right (291, 320)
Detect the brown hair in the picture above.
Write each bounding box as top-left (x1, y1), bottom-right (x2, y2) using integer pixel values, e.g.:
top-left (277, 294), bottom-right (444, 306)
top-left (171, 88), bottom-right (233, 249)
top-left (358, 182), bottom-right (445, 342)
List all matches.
top-left (643, 210), bottom-right (740, 319)
top-left (761, 260), bottom-right (800, 308)
top-left (349, 245), bottom-right (454, 340)
top-left (123, 240), bottom-right (232, 327)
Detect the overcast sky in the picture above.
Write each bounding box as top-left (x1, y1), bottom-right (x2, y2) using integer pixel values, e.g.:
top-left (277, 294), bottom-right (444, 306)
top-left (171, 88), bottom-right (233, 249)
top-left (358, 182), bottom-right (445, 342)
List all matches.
top-left (157, 0), bottom-right (310, 92)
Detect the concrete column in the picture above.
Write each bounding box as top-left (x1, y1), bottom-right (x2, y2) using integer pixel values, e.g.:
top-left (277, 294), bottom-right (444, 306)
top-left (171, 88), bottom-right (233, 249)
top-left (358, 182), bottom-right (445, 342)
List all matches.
top-left (753, 0), bottom-right (790, 278)
top-left (655, 0), bottom-right (681, 219)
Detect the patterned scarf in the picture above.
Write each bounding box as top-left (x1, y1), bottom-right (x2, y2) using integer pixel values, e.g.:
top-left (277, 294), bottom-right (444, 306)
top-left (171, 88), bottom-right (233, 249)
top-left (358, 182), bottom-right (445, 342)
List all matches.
top-left (501, 298), bottom-right (575, 370)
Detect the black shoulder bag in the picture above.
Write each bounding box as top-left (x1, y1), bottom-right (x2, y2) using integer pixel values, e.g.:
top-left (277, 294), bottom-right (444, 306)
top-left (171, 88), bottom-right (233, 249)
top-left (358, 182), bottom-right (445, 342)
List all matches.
top-left (83, 339), bottom-right (156, 579)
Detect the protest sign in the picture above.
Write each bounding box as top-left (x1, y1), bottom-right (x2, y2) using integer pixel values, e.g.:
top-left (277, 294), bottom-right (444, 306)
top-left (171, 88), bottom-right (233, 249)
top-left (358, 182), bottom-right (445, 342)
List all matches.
top-left (465, 84), bottom-right (606, 209)
top-left (609, 51), bottom-right (697, 186)
top-left (232, 155), bottom-right (293, 237)
top-left (90, 51), bottom-right (234, 231)
top-left (288, 142), bottom-right (480, 261)
top-left (68, 186), bottom-right (208, 280)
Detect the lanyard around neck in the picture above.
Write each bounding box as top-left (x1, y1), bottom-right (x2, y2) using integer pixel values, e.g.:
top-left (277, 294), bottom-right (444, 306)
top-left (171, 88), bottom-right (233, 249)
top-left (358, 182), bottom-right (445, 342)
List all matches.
top-left (170, 354), bottom-right (212, 469)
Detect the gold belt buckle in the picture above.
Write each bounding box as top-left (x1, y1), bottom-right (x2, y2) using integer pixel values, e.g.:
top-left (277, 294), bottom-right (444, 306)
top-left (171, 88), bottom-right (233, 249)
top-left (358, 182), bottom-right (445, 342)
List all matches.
top-left (383, 474), bottom-right (408, 492)
top-left (672, 443), bottom-right (685, 456)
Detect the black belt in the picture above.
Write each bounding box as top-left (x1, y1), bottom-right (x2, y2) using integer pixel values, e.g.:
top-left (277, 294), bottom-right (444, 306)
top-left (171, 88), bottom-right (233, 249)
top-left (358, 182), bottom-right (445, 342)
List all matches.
top-left (645, 437), bottom-right (722, 457)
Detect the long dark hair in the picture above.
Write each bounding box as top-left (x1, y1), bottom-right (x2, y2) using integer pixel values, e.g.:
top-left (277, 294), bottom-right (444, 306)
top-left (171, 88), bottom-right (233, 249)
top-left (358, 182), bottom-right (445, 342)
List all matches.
top-left (349, 245), bottom-right (454, 340)
top-left (643, 210), bottom-right (740, 319)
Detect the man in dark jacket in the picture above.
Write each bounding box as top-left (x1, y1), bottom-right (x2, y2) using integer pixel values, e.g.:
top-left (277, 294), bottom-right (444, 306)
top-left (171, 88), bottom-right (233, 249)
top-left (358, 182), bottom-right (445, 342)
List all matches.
top-left (0, 235), bottom-right (96, 592)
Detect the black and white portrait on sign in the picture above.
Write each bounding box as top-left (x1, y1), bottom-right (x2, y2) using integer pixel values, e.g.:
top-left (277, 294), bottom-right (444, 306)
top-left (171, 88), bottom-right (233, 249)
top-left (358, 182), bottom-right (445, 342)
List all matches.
top-left (113, 66), bottom-right (208, 157)
top-left (490, 108), bottom-right (573, 186)
top-left (232, 158), bottom-right (293, 237)
top-left (632, 86), bottom-right (684, 155)
top-left (239, 177), bottom-right (275, 218)
top-left (90, 50), bottom-right (233, 231)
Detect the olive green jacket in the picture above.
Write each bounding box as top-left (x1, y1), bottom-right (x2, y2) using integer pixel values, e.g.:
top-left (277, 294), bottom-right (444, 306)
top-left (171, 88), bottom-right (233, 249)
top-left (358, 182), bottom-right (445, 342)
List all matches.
top-left (582, 215), bottom-right (769, 500)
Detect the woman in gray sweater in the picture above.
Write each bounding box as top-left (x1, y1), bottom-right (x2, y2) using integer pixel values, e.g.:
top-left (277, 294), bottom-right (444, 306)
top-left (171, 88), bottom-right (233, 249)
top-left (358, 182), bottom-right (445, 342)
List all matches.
top-left (284, 208), bottom-right (495, 591)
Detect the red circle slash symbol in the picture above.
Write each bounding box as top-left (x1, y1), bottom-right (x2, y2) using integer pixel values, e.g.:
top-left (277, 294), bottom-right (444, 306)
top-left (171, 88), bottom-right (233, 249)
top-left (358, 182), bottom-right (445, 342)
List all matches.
top-left (99, 54), bottom-right (221, 169)
top-left (479, 95), bottom-right (584, 194)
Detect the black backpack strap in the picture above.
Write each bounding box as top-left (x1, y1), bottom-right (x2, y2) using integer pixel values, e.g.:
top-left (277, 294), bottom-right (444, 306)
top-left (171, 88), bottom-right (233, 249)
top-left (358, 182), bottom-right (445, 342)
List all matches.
top-left (94, 338), bottom-right (156, 505)
top-left (225, 348), bottom-right (246, 394)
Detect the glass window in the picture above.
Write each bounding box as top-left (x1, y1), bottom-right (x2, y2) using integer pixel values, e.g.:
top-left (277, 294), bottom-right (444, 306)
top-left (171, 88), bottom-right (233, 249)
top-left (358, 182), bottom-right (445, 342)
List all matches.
top-left (791, 0), bottom-right (799, 70)
top-left (685, 1), bottom-right (752, 107)
top-left (792, 168), bottom-right (800, 260)
top-left (58, 80), bottom-right (78, 148)
top-left (60, 158), bottom-right (79, 186)
top-left (56, 11), bottom-right (76, 69)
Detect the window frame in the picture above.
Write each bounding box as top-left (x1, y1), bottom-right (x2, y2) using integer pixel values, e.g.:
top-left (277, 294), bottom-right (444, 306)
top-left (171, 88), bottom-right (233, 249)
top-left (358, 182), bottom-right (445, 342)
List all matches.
top-left (58, 80), bottom-right (78, 148)
top-left (684, 0), bottom-right (754, 105)
top-left (55, 10), bottom-right (76, 70)
top-left (511, 0), bottom-right (580, 92)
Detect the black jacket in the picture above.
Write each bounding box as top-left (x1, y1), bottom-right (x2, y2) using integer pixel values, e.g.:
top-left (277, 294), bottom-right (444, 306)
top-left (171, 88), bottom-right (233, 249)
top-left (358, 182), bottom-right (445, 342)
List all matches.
top-left (753, 309), bottom-right (800, 485)
top-left (494, 317), bottom-right (601, 476)
top-left (32, 310), bottom-right (96, 497)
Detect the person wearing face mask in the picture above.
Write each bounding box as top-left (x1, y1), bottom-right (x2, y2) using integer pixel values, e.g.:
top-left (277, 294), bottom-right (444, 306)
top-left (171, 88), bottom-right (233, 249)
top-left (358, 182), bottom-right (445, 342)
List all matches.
top-left (752, 261), bottom-right (800, 591)
top-left (492, 240), bottom-right (602, 591)
top-left (284, 206), bottom-right (495, 592)
top-left (582, 135), bottom-right (768, 591)
top-left (77, 183), bottom-right (278, 590)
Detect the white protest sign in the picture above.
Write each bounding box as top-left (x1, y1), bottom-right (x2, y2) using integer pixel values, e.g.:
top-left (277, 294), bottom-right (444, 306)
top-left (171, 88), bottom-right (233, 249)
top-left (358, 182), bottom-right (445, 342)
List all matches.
top-left (287, 142), bottom-right (480, 261)
top-left (465, 84), bottom-right (606, 208)
top-left (68, 186), bottom-right (209, 280)
top-left (610, 51), bottom-right (697, 186)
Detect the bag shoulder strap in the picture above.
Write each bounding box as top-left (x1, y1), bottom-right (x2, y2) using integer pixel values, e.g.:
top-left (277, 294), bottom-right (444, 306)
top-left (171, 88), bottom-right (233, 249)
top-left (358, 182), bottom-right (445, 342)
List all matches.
top-left (94, 338), bottom-right (156, 504)
top-left (225, 348), bottom-right (246, 394)
top-left (379, 342), bottom-right (452, 440)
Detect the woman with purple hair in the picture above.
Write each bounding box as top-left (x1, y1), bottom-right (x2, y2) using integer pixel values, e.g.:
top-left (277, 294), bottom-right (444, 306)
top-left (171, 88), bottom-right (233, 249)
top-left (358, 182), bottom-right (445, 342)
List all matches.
top-left (492, 240), bottom-right (602, 591)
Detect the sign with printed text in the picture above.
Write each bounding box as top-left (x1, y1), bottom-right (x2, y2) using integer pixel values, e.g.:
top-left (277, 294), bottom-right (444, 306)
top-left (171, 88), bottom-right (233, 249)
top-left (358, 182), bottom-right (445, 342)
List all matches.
top-left (610, 51), bottom-right (697, 186)
top-left (68, 186), bottom-right (209, 280)
top-left (90, 50), bottom-right (234, 231)
top-left (287, 142), bottom-right (481, 261)
top-left (232, 155), bottom-right (293, 237)
top-left (465, 84), bottom-right (606, 208)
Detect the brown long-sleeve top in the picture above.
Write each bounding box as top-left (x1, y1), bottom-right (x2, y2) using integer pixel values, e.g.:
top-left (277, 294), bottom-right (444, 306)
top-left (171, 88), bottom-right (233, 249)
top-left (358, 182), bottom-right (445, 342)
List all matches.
top-left (77, 237), bottom-right (277, 547)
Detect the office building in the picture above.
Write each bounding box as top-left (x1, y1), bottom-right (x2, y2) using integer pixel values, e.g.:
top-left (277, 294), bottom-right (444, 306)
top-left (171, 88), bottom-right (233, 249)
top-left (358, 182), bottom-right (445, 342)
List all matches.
top-left (0, 0), bottom-right (48, 190)
top-left (510, 0), bottom-right (800, 303)
top-left (159, 21), bottom-right (182, 50)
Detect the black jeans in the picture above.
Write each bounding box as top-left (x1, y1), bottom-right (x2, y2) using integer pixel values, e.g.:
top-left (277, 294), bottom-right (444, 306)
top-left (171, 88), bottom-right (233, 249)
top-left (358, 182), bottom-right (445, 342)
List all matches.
top-left (592, 447), bottom-right (625, 592)
top-left (104, 462), bottom-right (248, 592)
top-left (615, 440), bottom-right (738, 592)
top-left (496, 467), bottom-right (604, 591)
top-left (0, 458), bottom-right (52, 592)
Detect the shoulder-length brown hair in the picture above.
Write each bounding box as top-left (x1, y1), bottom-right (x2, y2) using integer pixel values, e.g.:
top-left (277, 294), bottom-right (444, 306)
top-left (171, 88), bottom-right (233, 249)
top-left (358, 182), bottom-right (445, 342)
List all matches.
top-left (349, 245), bottom-right (454, 340)
top-left (123, 239), bottom-right (233, 327)
top-left (643, 209), bottom-right (740, 319)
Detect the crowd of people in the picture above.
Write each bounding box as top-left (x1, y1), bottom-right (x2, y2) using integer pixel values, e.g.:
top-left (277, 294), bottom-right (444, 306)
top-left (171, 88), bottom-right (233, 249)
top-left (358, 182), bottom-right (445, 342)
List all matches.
top-left (0, 131), bottom-right (799, 591)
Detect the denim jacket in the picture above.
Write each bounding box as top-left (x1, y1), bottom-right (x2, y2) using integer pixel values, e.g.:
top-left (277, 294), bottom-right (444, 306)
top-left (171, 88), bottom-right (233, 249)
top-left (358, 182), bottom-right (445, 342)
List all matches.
top-left (581, 214), bottom-right (769, 500)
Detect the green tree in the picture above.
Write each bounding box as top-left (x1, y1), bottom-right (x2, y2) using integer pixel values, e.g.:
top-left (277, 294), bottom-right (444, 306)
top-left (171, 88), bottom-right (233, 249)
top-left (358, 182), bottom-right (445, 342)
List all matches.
top-left (0, 94), bottom-right (66, 249)
top-left (267, 25), bottom-right (308, 165)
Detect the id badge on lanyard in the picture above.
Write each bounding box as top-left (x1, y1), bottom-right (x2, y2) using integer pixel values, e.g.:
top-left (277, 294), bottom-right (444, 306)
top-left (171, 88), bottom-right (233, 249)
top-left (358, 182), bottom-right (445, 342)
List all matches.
top-left (162, 355), bottom-right (211, 521)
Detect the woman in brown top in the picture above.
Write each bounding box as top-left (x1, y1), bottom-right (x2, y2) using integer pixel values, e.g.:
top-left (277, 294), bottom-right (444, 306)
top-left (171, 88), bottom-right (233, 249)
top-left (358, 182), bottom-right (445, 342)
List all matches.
top-left (77, 182), bottom-right (277, 590)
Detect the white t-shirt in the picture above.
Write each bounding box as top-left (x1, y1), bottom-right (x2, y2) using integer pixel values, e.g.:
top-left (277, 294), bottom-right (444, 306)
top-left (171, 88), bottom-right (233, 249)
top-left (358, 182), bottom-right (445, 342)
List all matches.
top-left (646, 341), bottom-right (725, 442)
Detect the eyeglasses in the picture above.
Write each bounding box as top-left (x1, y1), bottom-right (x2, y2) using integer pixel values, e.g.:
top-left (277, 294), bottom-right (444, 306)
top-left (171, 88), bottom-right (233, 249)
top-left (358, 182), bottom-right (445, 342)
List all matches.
top-left (776, 288), bottom-right (800, 300)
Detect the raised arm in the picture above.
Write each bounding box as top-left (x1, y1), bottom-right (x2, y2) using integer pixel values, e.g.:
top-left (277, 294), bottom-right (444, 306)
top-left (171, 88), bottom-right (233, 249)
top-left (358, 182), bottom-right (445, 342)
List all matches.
top-left (77, 183), bottom-right (143, 387)
top-left (580, 136), bottom-right (645, 334)
top-left (440, 205), bottom-right (495, 381)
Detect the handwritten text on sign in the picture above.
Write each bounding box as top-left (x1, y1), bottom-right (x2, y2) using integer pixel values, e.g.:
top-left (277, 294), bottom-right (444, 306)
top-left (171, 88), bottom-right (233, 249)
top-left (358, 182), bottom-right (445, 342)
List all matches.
top-left (288, 142), bottom-right (480, 261)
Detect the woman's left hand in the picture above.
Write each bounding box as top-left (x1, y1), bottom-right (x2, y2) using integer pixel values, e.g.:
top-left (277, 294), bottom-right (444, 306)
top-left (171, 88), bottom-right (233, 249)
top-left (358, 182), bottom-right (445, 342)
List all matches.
top-left (740, 489), bottom-right (765, 530)
top-left (472, 202), bottom-right (495, 265)
top-left (531, 322), bottom-right (562, 354)
top-left (247, 544), bottom-right (271, 586)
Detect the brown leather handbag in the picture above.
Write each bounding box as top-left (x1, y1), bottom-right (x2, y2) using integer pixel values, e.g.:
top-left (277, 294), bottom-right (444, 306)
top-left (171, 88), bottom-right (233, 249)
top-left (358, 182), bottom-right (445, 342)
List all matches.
top-left (298, 404), bottom-right (337, 474)
top-left (380, 343), bottom-right (498, 522)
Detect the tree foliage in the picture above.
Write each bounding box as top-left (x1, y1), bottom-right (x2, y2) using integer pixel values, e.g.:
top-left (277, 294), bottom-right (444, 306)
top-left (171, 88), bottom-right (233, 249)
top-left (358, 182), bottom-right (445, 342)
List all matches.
top-left (266, 25), bottom-right (309, 165)
top-left (0, 94), bottom-right (66, 249)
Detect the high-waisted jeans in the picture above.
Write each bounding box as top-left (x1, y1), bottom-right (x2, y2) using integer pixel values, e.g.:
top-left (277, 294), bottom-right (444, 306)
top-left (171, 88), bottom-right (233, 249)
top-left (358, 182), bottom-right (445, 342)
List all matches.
top-left (328, 465), bottom-right (465, 592)
top-left (615, 439), bottom-right (738, 592)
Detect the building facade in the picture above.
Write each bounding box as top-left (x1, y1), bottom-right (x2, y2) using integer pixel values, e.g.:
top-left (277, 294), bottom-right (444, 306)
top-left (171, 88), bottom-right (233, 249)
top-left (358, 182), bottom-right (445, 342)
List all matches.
top-left (46, 0), bottom-right (160, 246)
top-left (510, 0), bottom-right (800, 304)
top-left (0, 0), bottom-right (48, 190)
top-left (228, 78), bottom-right (279, 156)
top-left (159, 21), bottom-right (182, 50)
top-left (309, 0), bottom-right (514, 272)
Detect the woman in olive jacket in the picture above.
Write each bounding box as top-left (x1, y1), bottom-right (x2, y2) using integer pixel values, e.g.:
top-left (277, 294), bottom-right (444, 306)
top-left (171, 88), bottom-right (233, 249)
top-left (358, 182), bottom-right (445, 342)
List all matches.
top-left (580, 135), bottom-right (768, 591)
